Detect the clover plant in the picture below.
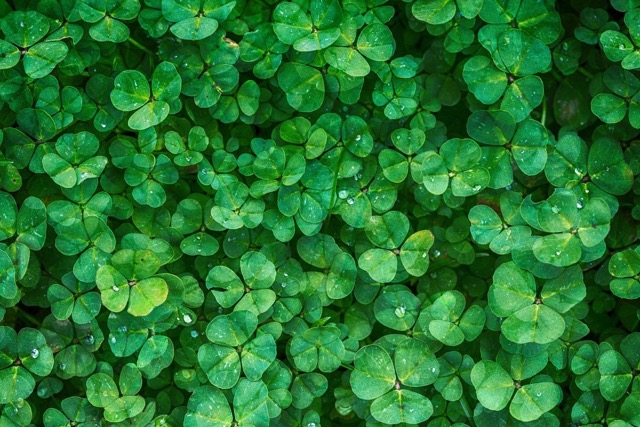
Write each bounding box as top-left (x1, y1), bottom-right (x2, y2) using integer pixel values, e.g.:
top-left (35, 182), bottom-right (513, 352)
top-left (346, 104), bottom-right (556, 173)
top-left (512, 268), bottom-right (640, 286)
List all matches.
top-left (1, 0), bottom-right (640, 425)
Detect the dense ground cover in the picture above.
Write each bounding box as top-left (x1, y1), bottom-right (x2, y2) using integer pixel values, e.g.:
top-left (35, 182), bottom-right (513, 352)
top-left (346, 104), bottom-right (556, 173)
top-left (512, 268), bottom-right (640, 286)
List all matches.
top-left (1, 0), bottom-right (640, 425)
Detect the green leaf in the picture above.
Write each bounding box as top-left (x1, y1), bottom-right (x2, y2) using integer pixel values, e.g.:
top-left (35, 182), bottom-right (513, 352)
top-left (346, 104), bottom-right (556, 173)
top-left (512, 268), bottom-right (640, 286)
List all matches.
top-left (370, 389), bottom-right (434, 424)
top-left (394, 338), bottom-right (439, 387)
top-left (206, 311), bottom-right (258, 347)
top-left (111, 70), bottom-right (150, 112)
top-left (510, 382), bottom-right (563, 422)
top-left (412, 0), bottom-right (456, 25)
top-left (128, 101), bottom-right (170, 130)
top-left (357, 24), bottom-right (395, 61)
top-left (198, 343), bottom-right (240, 389)
top-left (488, 262), bottom-right (536, 318)
top-left (599, 350), bottom-right (632, 402)
top-left (358, 248), bottom-right (397, 283)
top-left (498, 29), bottom-right (551, 76)
top-left (128, 277), bottom-right (168, 316)
top-left (400, 230), bottom-right (435, 276)
top-left (171, 16), bottom-right (218, 40)
top-left (501, 304), bottom-right (566, 344)
top-left (463, 56), bottom-right (508, 104)
top-left (185, 386), bottom-right (233, 426)
top-left (470, 360), bottom-right (514, 411)
top-left (350, 345), bottom-right (396, 400)
top-left (277, 63), bottom-right (325, 112)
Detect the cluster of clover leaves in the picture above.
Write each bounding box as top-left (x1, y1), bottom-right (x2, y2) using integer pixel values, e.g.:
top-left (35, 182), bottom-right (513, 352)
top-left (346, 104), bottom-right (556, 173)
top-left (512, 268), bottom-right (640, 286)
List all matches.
top-left (1, 0), bottom-right (640, 425)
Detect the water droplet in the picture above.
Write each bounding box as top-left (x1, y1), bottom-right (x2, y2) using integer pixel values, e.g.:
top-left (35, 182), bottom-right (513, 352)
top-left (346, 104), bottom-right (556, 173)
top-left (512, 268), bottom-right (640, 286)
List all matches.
top-left (185, 156), bottom-right (192, 163)
top-left (395, 305), bottom-right (406, 318)
top-left (118, 325), bottom-right (128, 333)
top-left (347, 197), bottom-right (355, 205)
top-left (59, 363), bottom-right (66, 371)
top-left (505, 184), bottom-right (512, 190)
top-left (112, 285), bottom-right (119, 292)
top-left (281, 282), bottom-right (287, 288)
top-left (536, 391), bottom-right (542, 397)
top-left (354, 173), bottom-right (362, 181)
top-left (421, 252), bottom-right (427, 258)
top-left (355, 135), bottom-right (361, 141)
top-left (109, 335), bottom-right (116, 344)
top-left (473, 185), bottom-right (481, 192)
top-left (619, 44), bottom-right (626, 50)
top-left (190, 330), bottom-right (199, 338)
top-left (84, 334), bottom-right (95, 345)
top-left (430, 367), bottom-right (436, 373)
top-left (31, 349), bottom-right (39, 359)
top-left (577, 199), bottom-right (584, 209)
top-left (307, 423), bottom-right (316, 427)
top-left (555, 250), bottom-right (561, 256)
top-left (100, 123), bottom-right (107, 128)
top-left (338, 189), bottom-right (349, 199)
top-left (562, 42), bottom-right (569, 50)
top-left (183, 314), bottom-right (193, 324)
top-left (605, 166), bottom-right (610, 172)
top-left (433, 249), bottom-right (441, 257)
top-left (574, 168), bottom-right (582, 176)
top-left (284, 273), bottom-right (289, 277)
top-left (551, 205), bottom-right (560, 214)
top-left (37, 388), bottom-right (47, 398)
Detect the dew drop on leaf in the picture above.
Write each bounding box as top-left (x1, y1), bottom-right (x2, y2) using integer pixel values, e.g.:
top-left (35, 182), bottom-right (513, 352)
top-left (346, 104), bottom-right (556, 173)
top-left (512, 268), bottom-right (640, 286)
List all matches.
top-left (31, 348), bottom-right (39, 359)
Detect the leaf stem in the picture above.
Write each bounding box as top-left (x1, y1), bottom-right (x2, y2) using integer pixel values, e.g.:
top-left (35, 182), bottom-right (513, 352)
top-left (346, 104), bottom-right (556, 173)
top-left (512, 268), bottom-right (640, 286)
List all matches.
top-left (459, 394), bottom-right (473, 422)
top-left (15, 306), bottom-right (41, 327)
top-left (127, 37), bottom-right (153, 55)
top-left (577, 66), bottom-right (594, 79)
top-left (323, 147), bottom-right (347, 232)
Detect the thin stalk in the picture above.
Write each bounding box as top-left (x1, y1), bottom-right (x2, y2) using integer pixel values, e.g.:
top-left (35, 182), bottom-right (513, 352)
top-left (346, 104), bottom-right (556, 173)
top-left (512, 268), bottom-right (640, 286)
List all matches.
top-left (15, 306), bottom-right (41, 327)
top-left (459, 394), bottom-right (473, 422)
top-left (323, 147), bottom-right (347, 232)
top-left (127, 37), bottom-right (153, 55)
top-left (577, 66), bottom-right (595, 79)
